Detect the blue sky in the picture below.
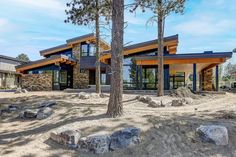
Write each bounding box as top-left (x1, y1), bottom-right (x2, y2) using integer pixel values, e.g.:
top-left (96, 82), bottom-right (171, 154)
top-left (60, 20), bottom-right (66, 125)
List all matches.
top-left (0, 0), bottom-right (235, 64)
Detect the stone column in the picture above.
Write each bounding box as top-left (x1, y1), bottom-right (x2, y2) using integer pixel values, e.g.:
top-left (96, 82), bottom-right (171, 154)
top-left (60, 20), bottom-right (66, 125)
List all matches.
top-left (203, 69), bottom-right (213, 91)
top-left (72, 44), bottom-right (81, 89)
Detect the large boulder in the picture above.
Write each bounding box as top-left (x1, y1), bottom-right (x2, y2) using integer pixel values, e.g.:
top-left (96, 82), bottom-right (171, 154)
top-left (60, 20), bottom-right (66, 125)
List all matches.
top-left (78, 92), bottom-right (90, 99)
top-left (110, 127), bottom-right (141, 151)
top-left (20, 109), bottom-right (38, 118)
top-left (196, 125), bottom-right (229, 145)
top-left (36, 107), bottom-right (53, 119)
top-left (79, 135), bottom-right (110, 154)
top-left (50, 128), bottom-right (81, 149)
top-left (182, 97), bottom-right (193, 105)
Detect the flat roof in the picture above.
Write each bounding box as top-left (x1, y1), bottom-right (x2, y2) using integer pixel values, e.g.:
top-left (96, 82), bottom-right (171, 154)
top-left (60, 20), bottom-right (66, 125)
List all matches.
top-left (134, 52), bottom-right (232, 60)
top-left (0, 55), bottom-right (26, 63)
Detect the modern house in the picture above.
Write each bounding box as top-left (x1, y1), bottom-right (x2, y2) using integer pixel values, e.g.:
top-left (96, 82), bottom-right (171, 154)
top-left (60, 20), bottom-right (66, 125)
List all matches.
top-left (0, 55), bottom-right (25, 89)
top-left (16, 33), bottom-right (233, 92)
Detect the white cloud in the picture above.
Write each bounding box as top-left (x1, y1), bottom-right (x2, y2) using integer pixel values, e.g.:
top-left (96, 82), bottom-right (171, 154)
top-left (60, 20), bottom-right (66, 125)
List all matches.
top-left (174, 17), bottom-right (235, 36)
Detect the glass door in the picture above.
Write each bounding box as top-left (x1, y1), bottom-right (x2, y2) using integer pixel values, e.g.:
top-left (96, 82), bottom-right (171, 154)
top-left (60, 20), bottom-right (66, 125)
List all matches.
top-left (53, 70), bottom-right (60, 90)
top-left (59, 70), bottom-right (68, 90)
top-left (142, 68), bottom-right (157, 89)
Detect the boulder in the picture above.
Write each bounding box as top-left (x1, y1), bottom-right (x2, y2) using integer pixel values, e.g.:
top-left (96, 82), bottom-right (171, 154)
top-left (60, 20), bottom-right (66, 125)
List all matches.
top-left (90, 93), bottom-right (100, 98)
top-left (36, 107), bottom-right (53, 119)
top-left (196, 125), bottom-right (229, 145)
top-left (50, 128), bottom-right (81, 149)
top-left (38, 101), bottom-right (56, 108)
top-left (171, 99), bottom-right (184, 106)
top-left (79, 135), bottom-right (110, 154)
top-left (20, 109), bottom-right (38, 118)
top-left (110, 127), bottom-right (141, 151)
top-left (147, 100), bottom-right (161, 108)
top-left (78, 92), bottom-right (90, 99)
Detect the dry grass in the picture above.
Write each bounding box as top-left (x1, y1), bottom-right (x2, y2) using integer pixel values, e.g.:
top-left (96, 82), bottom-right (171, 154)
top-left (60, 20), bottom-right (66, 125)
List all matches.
top-left (0, 91), bottom-right (236, 157)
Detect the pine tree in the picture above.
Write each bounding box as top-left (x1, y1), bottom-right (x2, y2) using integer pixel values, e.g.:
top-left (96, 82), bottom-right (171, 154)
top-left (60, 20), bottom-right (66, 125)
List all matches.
top-left (106, 0), bottom-right (124, 117)
top-left (131, 0), bottom-right (186, 96)
top-left (65, 0), bottom-right (111, 94)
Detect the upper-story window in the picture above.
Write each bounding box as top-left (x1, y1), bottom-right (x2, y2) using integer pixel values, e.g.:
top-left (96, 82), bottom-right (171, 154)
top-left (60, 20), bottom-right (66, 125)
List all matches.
top-left (81, 43), bottom-right (95, 57)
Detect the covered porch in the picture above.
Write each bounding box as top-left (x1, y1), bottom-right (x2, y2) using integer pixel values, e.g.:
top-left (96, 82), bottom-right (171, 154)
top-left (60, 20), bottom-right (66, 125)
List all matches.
top-left (133, 52), bottom-right (232, 92)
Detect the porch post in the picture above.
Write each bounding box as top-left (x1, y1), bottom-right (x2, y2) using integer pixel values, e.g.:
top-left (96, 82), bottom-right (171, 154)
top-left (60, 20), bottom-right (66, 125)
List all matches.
top-left (193, 63), bottom-right (197, 92)
top-left (215, 65), bottom-right (219, 91)
top-left (140, 65), bottom-right (143, 90)
top-left (164, 64), bottom-right (170, 90)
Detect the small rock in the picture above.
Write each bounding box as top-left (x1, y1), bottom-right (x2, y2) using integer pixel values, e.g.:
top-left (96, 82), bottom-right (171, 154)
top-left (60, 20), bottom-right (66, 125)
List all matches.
top-left (21, 89), bottom-right (28, 93)
top-left (196, 125), bottom-right (228, 145)
top-left (182, 97), bottom-right (193, 105)
top-left (148, 100), bottom-right (161, 108)
top-left (36, 107), bottom-right (53, 119)
top-left (110, 127), bottom-right (141, 151)
top-left (79, 135), bottom-right (110, 154)
top-left (78, 92), bottom-right (90, 99)
top-left (171, 99), bottom-right (184, 106)
top-left (14, 88), bottom-right (22, 94)
top-left (50, 128), bottom-right (81, 149)
top-left (8, 104), bottom-right (20, 111)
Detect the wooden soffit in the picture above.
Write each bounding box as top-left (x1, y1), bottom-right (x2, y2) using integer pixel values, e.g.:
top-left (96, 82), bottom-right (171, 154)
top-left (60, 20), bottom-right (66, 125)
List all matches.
top-left (136, 57), bottom-right (226, 66)
top-left (100, 40), bottom-right (178, 62)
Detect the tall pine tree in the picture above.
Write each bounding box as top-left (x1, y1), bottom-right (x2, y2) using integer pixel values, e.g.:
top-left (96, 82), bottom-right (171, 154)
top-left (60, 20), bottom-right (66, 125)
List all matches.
top-left (131, 0), bottom-right (186, 96)
top-left (65, 0), bottom-right (111, 94)
top-left (106, 0), bottom-right (124, 117)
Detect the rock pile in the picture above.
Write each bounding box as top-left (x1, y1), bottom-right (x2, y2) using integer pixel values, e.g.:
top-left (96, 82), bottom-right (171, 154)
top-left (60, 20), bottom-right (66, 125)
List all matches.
top-left (170, 87), bottom-right (198, 99)
top-left (50, 127), bottom-right (141, 154)
top-left (196, 125), bottom-right (228, 146)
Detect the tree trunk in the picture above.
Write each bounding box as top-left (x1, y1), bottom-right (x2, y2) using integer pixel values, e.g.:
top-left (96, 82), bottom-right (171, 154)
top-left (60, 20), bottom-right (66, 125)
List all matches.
top-left (157, 0), bottom-right (164, 96)
top-left (107, 0), bottom-right (124, 117)
top-left (95, 0), bottom-right (101, 94)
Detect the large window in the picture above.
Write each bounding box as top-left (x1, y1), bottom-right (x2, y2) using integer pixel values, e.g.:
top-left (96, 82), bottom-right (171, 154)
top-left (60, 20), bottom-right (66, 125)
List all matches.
top-left (123, 58), bottom-right (137, 89)
top-left (81, 43), bottom-right (95, 56)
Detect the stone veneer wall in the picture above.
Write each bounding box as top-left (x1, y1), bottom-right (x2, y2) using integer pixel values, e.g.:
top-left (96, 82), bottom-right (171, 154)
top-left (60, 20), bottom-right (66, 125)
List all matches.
top-left (21, 74), bottom-right (52, 91)
top-left (72, 43), bottom-right (89, 89)
top-left (203, 69), bottom-right (213, 91)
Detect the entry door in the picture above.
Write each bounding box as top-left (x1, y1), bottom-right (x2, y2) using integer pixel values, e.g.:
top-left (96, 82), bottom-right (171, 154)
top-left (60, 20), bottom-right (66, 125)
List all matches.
top-left (59, 70), bottom-right (68, 90)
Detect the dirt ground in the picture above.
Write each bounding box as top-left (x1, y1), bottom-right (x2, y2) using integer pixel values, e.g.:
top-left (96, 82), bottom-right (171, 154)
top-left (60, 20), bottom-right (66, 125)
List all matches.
top-left (1, 91), bottom-right (236, 157)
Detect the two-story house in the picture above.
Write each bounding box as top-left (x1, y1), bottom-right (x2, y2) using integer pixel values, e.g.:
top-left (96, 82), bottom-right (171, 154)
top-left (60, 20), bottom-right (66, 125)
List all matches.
top-left (16, 33), bottom-right (233, 92)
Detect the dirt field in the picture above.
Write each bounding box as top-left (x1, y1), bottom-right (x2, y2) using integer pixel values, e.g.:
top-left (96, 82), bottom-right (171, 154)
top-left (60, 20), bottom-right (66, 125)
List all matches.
top-left (1, 91), bottom-right (236, 157)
